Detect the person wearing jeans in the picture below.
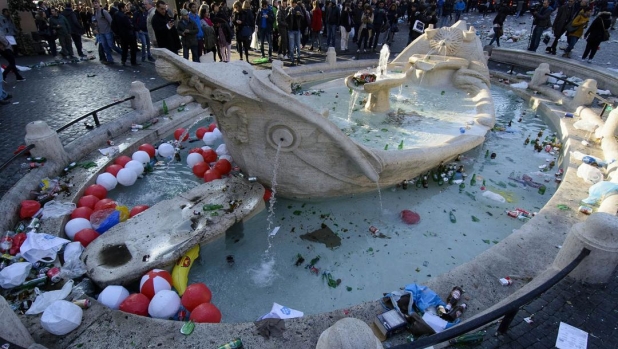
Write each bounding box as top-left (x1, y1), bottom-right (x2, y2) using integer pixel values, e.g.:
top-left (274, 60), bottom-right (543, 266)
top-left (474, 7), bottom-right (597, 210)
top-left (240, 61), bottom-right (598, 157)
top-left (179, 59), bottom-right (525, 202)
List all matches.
top-left (286, 0), bottom-right (303, 65)
top-left (93, 0), bottom-right (115, 63)
top-left (0, 80), bottom-right (12, 105)
top-left (562, 8), bottom-right (591, 58)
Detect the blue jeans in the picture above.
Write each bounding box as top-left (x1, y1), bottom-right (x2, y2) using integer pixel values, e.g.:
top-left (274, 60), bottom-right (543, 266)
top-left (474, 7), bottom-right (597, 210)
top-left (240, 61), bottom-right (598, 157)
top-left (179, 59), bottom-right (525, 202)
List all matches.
top-left (136, 31), bottom-right (152, 60)
top-left (183, 44), bottom-right (198, 61)
top-left (288, 29), bottom-right (301, 61)
top-left (99, 32), bottom-right (115, 62)
top-left (327, 24), bottom-right (337, 48)
top-left (0, 82), bottom-right (7, 99)
top-left (259, 27), bottom-right (272, 58)
top-left (564, 36), bottom-right (579, 53)
top-left (528, 25), bottom-right (545, 51)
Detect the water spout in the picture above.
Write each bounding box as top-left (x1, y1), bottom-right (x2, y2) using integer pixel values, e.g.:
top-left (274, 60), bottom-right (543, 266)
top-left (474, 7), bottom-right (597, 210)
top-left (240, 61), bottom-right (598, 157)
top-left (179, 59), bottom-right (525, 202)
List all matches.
top-left (377, 45), bottom-right (390, 79)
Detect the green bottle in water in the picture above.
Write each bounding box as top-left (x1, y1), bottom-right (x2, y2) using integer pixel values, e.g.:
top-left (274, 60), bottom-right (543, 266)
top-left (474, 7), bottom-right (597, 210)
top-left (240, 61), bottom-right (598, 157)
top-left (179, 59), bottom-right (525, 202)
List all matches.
top-left (217, 338), bottom-right (243, 349)
top-left (162, 100), bottom-right (169, 115)
top-left (470, 173), bottom-right (476, 186)
top-left (538, 185), bottom-right (546, 195)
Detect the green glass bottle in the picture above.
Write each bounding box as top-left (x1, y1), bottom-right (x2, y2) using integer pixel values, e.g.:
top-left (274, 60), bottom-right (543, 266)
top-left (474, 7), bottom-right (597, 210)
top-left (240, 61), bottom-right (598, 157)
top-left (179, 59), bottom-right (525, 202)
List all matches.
top-left (485, 149), bottom-right (489, 158)
top-left (26, 157), bottom-right (47, 163)
top-left (416, 176), bottom-right (422, 188)
top-left (538, 185), bottom-right (546, 195)
top-left (162, 100), bottom-right (169, 115)
top-left (398, 140), bottom-right (404, 150)
top-left (524, 135), bottom-right (530, 146)
top-left (438, 174), bottom-right (445, 186)
top-left (470, 174), bottom-right (476, 186)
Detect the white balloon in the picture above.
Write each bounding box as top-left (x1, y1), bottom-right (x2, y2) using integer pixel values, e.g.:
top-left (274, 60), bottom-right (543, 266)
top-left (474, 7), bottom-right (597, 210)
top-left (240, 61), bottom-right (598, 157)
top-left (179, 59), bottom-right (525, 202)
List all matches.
top-left (201, 145), bottom-right (212, 152)
top-left (125, 160), bottom-right (144, 176)
top-left (132, 150), bottom-right (151, 165)
top-left (187, 153), bottom-right (205, 168)
top-left (158, 143), bottom-right (175, 158)
top-left (65, 218), bottom-right (92, 240)
top-left (41, 300), bottom-right (83, 335)
top-left (219, 154), bottom-right (233, 163)
top-left (148, 290), bottom-right (181, 319)
top-left (117, 168), bottom-right (138, 186)
top-left (96, 173), bottom-right (118, 191)
top-left (216, 144), bottom-right (229, 156)
top-left (212, 128), bottom-right (223, 140)
top-left (202, 132), bottom-right (217, 145)
top-left (97, 285), bottom-right (130, 310)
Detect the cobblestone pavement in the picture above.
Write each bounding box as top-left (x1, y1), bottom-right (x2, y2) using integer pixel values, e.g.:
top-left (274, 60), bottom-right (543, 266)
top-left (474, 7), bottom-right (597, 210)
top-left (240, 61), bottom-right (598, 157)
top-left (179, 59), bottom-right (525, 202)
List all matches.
top-left (1, 11), bottom-right (617, 348)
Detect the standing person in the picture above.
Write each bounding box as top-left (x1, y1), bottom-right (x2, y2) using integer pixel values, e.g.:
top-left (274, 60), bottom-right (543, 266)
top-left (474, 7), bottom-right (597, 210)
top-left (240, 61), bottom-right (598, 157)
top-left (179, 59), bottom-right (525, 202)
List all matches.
top-left (0, 33), bottom-right (24, 82)
top-left (357, 4), bottom-right (373, 52)
top-left (299, 2), bottom-right (311, 49)
top-left (257, 0), bottom-right (275, 60)
top-left (515, 0), bottom-right (524, 18)
top-left (201, 6), bottom-right (218, 61)
top-left (370, 1), bottom-right (385, 52)
top-left (547, 0), bottom-right (575, 55)
top-left (81, 6), bottom-right (93, 38)
top-left (134, 4), bottom-right (155, 62)
top-left (309, 0), bottom-right (322, 51)
top-left (0, 9), bottom-right (18, 53)
top-left (488, 3), bottom-right (509, 47)
top-left (385, 3), bottom-right (398, 45)
top-left (213, 17), bottom-right (232, 61)
top-left (352, 1), bottom-right (363, 44)
top-left (581, 10), bottom-right (610, 61)
top-left (35, 10), bottom-right (58, 58)
top-left (277, 0), bottom-right (289, 58)
top-left (62, 3), bottom-right (86, 58)
top-left (562, 6), bottom-right (591, 58)
top-left (93, 0), bottom-right (115, 64)
top-left (233, 0), bottom-right (253, 60)
top-left (115, 2), bottom-right (139, 65)
top-left (527, 0), bottom-right (553, 52)
top-left (50, 7), bottom-right (74, 59)
top-left (324, 0), bottom-right (340, 49)
top-left (339, 1), bottom-right (353, 52)
top-left (286, 0), bottom-right (303, 65)
top-left (177, 8), bottom-right (198, 61)
top-left (144, 0), bottom-right (158, 47)
top-left (151, 0), bottom-right (181, 53)
top-left (453, 0), bottom-right (465, 22)
top-left (189, 2), bottom-right (205, 58)
top-left (406, 2), bottom-right (423, 45)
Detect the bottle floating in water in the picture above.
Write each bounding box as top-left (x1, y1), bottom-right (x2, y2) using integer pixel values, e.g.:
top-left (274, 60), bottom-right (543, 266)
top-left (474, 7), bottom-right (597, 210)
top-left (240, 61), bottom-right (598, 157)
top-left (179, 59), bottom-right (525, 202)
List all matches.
top-left (162, 100), bottom-right (169, 115)
top-left (524, 135), bottom-right (530, 146)
top-left (217, 338), bottom-right (243, 349)
top-left (398, 140), bottom-right (404, 150)
top-left (538, 185), bottom-right (546, 195)
top-left (449, 211), bottom-right (456, 223)
top-left (470, 174), bottom-right (476, 186)
top-left (485, 149), bottom-right (489, 158)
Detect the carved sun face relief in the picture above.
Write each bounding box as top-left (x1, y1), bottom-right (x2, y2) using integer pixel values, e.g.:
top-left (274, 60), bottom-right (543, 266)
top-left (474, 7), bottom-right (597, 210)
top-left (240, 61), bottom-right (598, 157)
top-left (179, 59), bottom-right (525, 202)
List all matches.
top-left (430, 27), bottom-right (464, 56)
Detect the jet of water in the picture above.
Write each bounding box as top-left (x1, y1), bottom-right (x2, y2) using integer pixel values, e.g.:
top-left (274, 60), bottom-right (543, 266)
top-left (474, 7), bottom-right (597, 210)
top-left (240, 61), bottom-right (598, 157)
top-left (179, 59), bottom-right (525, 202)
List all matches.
top-left (377, 44), bottom-right (390, 79)
top-left (347, 90), bottom-right (359, 122)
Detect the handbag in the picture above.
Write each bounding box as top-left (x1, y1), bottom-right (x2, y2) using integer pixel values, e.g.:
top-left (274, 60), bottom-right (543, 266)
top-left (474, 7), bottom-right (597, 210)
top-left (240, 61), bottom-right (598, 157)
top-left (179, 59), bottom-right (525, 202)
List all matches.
top-left (239, 25), bottom-right (252, 38)
top-left (601, 19), bottom-right (610, 41)
top-left (565, 18), bottom-right (578, 33)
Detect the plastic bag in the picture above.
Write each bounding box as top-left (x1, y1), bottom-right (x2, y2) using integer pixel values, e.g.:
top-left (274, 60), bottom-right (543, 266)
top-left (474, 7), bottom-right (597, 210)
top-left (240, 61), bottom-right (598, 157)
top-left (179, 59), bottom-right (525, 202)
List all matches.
top-left (582, 181), bottom-right (618, 205)
top-left (59, 242), bottom-right (87, 279)
top-left (90, 209), bottom-right (121, 233)
top-left (26, 279), bottom-right (74, 315)
top-left (483, 190), bottom-right (506, 203)
top-left (40, 300), bottom-right (83, 335)
top-left (577, 163), bottom-right (603, 184)
top-left (68, 278), bottom-right (96, 301)
top-left (20, 200), bottom-right (41, 219)
top-left (20, 232), bottom-right (70, 263)
top-left (42, 200), bottom-right (76, 219)
top-left (0, 262), bottom-right (32, 289)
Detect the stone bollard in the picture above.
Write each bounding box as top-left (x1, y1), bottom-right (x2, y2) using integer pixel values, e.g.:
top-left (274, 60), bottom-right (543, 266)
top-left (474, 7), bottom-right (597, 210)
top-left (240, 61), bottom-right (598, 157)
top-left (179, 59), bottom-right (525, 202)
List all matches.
top-left (326, 47), bottom-right (337, 66)
top-left (571, 79), bottom-right (597, 108)
top-left (529, 63), bottom-right (550, 87)
top-left (315, 318), bottom-right (383, 349)
top-left (553, 212), bottom-right (618, 284)
top-left (129, 81), bottom-right (155, 115)
top-left (24, 121), bottom-right (70, 165)
top-left (0, 296), bottom-right (35, 348)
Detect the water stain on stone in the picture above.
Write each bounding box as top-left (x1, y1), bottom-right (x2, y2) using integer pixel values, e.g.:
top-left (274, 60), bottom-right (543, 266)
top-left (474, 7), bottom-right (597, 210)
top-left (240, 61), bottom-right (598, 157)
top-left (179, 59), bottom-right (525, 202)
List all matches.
top-left (300, 224), bottom-right (341, 248)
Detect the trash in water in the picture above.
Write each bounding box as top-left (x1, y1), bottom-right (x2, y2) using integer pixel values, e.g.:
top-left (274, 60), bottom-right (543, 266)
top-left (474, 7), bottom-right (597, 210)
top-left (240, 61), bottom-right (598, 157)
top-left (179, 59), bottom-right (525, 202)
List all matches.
top-left (226, 255), bottom-right (235, 266)
top-left (294, 254), bottom-right (305, 266)
top-left (401, 210), bottom-right (421, 224)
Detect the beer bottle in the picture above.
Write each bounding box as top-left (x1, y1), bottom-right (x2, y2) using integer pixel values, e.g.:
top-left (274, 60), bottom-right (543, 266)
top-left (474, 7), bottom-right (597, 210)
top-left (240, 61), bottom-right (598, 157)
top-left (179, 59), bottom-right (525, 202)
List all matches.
top-left (162, 100), bottom-right (169, 115)
top-left (26, 157), bottom-right (47, 163)
top-left (422, 175), bottom-right (429, 188)
top-left (538, 129), bottom-right (544, 138)
top-left (442, 303), bottom-right (467, 322)
top-left (402, 180), bottom-right (408, 190)
top-left (470, 174), bottom-right (476, 186)
top-left (445, 286), bottom-right (464, 311)
top-left (538, 185), bottom-right (546, 195)
top-left (524, 135), bottom-right (530, 146)
top-left (416, 177), bottom-right (422, 188)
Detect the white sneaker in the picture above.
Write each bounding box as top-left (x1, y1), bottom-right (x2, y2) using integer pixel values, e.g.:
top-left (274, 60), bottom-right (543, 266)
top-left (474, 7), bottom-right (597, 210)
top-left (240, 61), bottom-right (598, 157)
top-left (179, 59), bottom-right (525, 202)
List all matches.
top-left (587, 59), bottom-right (592, 63)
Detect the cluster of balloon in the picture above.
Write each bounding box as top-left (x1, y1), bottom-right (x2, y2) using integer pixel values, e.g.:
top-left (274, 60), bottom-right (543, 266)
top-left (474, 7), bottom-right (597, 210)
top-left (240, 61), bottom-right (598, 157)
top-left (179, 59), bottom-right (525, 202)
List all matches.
top-left (186, 123), bottom-right (235, 184)
top-left (66, 144), bottom-right (154, 246)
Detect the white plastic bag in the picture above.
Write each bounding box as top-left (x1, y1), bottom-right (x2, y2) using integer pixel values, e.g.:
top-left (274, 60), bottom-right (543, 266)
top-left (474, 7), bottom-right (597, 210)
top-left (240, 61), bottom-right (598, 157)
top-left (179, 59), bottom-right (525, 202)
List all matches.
top-left (577, 163), bottom-right (603, 184)
top-left (0, 262), bottom-right (32, 289)
top-left (26, 280), bottom-right (74, 315)
top-left (60, 242), bottom-right (87, 279)
top-left (258, 302), bottom-right (304, 320)
top-left (482, 190), bottom-right (506, 203)
top-left (42, 200), bottom-right (76, 219)
top-left (40, 300), bottom-right (83, 335)
top-left (20, 232), bottom-right (70, 263)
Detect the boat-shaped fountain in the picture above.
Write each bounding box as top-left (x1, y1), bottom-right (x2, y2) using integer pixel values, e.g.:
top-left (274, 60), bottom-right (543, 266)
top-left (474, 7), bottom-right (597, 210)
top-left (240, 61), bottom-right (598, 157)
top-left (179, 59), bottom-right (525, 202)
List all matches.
top-left (152, 21), bottom-right (494, 199)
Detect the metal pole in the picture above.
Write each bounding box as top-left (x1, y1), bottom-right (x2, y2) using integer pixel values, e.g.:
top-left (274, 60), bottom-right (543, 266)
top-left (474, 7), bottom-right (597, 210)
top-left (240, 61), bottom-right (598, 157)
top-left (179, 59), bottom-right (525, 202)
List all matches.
top-left (93, 112), bottom-right (100, 127)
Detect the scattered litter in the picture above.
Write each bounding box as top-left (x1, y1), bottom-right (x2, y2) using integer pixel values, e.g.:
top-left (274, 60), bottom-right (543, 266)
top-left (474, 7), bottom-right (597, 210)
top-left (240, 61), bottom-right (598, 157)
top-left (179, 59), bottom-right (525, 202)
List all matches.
top-left (499, 277), bottom-right (512, 286)
top-left (524, 316), bottom-right (534, 324)
top-left (556, 322), bottom-right (588, 349)
top-left (401, 210), bottom-right (420, 224)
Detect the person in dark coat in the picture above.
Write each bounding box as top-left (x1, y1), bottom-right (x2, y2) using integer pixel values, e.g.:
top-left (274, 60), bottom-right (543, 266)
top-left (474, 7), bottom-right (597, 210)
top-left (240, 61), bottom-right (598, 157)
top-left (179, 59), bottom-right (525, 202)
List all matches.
top-left (177, 8), bottom-right (198, 61)
top-left (527, 0), bottom-right (553, 52)
top-left (407, 2), bottom-right (423, 45)
top-left (62, 2), bottom-right (86, 57)
top-left (581, 11), bottom-right (611, 62)
top-left (151, 0), bottom-right (181, 53)
top-left (547, 0), bottom-right (575, 55)
top-left (115, 2), bottom-right (138, 65)
top-left (488, 3), bottom-right (509, 47)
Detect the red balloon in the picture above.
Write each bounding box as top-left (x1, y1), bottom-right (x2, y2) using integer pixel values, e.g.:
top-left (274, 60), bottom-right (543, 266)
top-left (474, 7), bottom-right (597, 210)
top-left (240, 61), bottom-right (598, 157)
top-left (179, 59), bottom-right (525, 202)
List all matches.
top-left (263, 188), bottom-right (272, 202)
top-left (74, 228), bottom-right (100, 247)
top-left (174, 129), bottom-right (189, 141)
top-left (20, 200), bottom-right (41, 219)
top-left (84, 184), bottom-right (108, 200)
top-left (138, 144), bottom-right (156, 158)
top-left (114, 155), bottom-right (132, 167)
top-left (202, 149), bottom-right (217, 163)
top-left (106, 164), bottom-right (123, 176)
top-left (94, 198), bottom-right (117, 212)
top-left (208, 123), bottom-right (217, 132)
top-left (130, 205), bottom-right (150, 218)
top-left (77, 195), bottom-right (100, 210)
top-left (195, 127), bottom-right (208, 140)
top-left (189, 148), bottom-right (203, 155)
top-left (119, 293), bottom-right (151, 316)
top-left (203, 169), bottom-right (222, 182)
top-left (401, 210), bottom-right (421, 225)
top-left (71, 206), bottom-right (94, 220)
top-left (181, 283), bottom-right (212, 311)
top-left (189, 303), bottom-right (221, 323)
top-left (192, 162), bottom-right (210, 178)
top-left (213, 159), bottom-right (232, 175)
